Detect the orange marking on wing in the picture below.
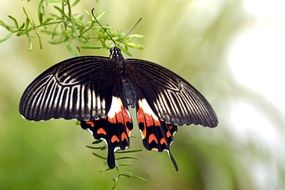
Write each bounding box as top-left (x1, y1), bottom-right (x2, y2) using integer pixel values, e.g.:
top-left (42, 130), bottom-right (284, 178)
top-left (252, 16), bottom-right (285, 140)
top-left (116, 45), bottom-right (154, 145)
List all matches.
top-left (144, 114), bottom-right (154, 127)
top-left (121, 132), bottom-right (128, 141)
top-left (97, 128), bottom-right (107, 135)
top-left (140, 127), bottom-right (147, 139)
top-left (85, 121), bottom-right (95, 127)
top-left (108, 116), bottom-right (116, 124)
top-left (137, 108), bottom-right (145, 124)
top-left (154, 119), bottom-right (161, 126)
top-left (111, 135), bottom-right (120, 143)
top-left (137, 107), bottom-right (159, 128)
top-left (148, 134), bottom-right (158, 144)
top-left (116, 112), bottom-right (124, 123)
top-left (121, 107), bottom-right (131, 123)
top-left (160, 138), bottom-right (167, 145)
top-left (166, 131), bottom-right (171, 138)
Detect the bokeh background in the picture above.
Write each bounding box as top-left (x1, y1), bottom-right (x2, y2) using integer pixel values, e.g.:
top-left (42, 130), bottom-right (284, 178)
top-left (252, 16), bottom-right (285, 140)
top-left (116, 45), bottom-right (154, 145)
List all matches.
top-left (1, 0), bottom-right (284, 189)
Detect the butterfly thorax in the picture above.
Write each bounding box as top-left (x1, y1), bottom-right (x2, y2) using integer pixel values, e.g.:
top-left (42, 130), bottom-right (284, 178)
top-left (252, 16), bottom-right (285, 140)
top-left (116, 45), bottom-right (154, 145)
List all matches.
top-left (110, 47), bottom-right (126, 75)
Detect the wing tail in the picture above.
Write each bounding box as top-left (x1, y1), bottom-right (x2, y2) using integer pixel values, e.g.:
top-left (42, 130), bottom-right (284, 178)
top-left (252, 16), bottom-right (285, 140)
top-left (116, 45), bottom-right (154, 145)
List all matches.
top-left (137, 98), bottom-right (179, 171)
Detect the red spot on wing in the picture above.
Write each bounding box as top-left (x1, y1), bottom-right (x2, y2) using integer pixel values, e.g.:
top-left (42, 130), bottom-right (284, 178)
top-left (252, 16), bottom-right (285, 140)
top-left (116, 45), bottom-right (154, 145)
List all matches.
top-left (148, 134), bottom-right (158, 144)
top-left (154, 119), bottom-right (161, 127)
top-left (108, 106), bottom-right (132, 126)
top-left (145, 114), bottom-right (154, 127)
top-left (86, 121), bottom-right (95, 127)
top-left (137, 108), bottom-right (160, 127)
top-left (166, 131), bottom-right (171, 138)
top-left (121, 132), bottom-right (128, 141)
top-left (111, 135), bottom-right (119, 143)
top-left (116, 110), bottom-right (124, 123)
top-left (137, 108), bottom-right (145, 124)
top-left (122, 108), bottom-right (131, 123)
top-left (97, 128), bottom-right (107, 135)
top-left (141, 127), bottom-right (147, 139)
top-left (108, 116), bottom-right (116, 124)
top-left (160, 138), bottom-right (167, 145)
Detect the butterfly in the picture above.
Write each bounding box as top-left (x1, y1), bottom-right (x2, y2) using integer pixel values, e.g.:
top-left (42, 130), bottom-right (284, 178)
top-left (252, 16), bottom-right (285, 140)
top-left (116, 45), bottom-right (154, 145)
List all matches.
top-left (19, 46), bottom-right (218, 171)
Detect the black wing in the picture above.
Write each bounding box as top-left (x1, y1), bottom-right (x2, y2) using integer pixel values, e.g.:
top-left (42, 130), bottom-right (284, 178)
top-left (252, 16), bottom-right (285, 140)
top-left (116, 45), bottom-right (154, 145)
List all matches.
top-left (125, 59), bottom-right (218, 127)
top-left (19, 56), bottom-right (115, 121)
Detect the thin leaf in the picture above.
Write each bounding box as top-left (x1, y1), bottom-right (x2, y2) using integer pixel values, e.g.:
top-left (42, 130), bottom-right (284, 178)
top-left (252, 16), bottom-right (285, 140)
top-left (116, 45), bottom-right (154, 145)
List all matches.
top-left (116, 163), bottom-right (135, 167)
top-left (22, 8), bottom-right (31, 31)
top-left (38, 0), bottom-right (45, 24)
top-left (126, 42), bottom-right (144, 49)
top-left (92, 152), bottom-right (106, 160)
top-left (64, 41), bottom-right (79, 56)
top-left (17, 23), bottom-right (25, 31)
top-left (49, 36), bottom-right (68, 44)
top-left (119, 172), bottom-right (147, 182)
top-left (26, 33), bottom-right (33, 51)
top-left (86, 145), bottom-right (106, 150)
top-left (0, 33), bottom-right (12, 43)
top-left (8, 15), bottom-right (19, 28)
top-left (81, 45), bottom-right (102, 49)
top-left (72, 0), bottom-right (80, 7)
top-left (43, 18), bottom-right (54, 25)
top-left (99, 167), bottom-right (112, 173)
top-left (0, 19), bottom-right (7, 27)
top-left (116, 156), bottom-right (137, 160)
top-left (127, 34), bottom-right (144, 39)
top-left (112, 177), bottom-right (119, 190)
top-left (35, 31), bottom-right (43, 49)
top-left (116, 149), bottom-right (142, 154)
top-left (94, 10), bottom-right (108, 21)
top-left (53, 5), bottom-right (66, 17)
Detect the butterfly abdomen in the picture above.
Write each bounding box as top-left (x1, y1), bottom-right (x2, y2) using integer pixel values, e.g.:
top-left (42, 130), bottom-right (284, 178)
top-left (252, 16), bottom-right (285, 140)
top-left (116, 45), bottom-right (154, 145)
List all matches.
top-left (122, 78), bottom-right (136, 107)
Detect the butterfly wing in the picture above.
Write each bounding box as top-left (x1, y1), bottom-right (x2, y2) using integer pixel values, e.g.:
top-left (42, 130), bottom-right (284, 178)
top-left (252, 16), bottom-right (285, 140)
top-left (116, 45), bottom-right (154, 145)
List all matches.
top-left (125, 58), bottom-right (218, 127)
top-left (19, 56), bottom-right (133, 169)
top-left (125, 59), bottom-right (218, 171)
top-left (19, 56), bottom-right (115, 121)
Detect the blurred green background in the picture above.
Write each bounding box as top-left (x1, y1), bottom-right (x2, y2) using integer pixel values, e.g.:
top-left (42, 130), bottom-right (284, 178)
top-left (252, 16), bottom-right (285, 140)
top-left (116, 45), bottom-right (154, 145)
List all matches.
top-left (0, 0), bottom-right (284, 190)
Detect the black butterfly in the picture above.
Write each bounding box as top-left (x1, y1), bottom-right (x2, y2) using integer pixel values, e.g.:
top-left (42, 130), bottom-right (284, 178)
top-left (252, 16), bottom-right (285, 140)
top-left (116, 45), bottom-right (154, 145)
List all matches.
top-left (19, 47), bottom-right (218, 171)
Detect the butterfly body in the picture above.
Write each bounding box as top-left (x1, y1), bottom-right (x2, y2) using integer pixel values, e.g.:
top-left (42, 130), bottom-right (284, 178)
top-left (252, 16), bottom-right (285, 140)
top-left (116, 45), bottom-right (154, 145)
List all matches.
top-left (19, 47), bottom-right (218, 171)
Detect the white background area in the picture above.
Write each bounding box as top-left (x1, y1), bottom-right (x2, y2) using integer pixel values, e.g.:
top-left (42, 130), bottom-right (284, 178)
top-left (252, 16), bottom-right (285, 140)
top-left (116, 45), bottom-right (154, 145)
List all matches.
top-left (228, 0), bottom-right (285, 189)
top-left (229, 0), bottom-right (285, 148)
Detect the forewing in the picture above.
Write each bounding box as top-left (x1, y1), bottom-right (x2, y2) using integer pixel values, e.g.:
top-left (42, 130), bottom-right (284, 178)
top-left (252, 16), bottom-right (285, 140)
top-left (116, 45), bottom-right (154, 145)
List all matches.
top-left (19, 56), bottom-right (115, 121)
top-left (126, 59), bottom-right (218, 127)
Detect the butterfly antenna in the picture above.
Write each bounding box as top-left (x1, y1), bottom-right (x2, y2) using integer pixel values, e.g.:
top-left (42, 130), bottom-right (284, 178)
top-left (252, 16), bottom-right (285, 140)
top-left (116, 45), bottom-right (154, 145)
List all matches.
top-left (91, 8), bottom-right (117, 46)
top-left (117, 17), bottom-right (142, 47)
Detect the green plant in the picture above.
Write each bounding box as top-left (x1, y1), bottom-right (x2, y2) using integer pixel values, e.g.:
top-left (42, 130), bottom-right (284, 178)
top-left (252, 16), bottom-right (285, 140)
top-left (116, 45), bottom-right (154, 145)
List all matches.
top-left (0, 0), bottom-right (143, 55)
top-left (86, 140), bottom-right (147, 189)
top-left (0, 0), bottom-right (144, 189)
